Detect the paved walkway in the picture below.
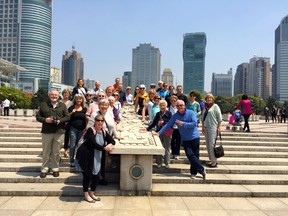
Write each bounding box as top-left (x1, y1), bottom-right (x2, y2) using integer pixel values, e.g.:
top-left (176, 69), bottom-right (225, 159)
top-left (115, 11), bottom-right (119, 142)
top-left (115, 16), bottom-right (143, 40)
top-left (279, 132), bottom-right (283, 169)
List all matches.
top-left (1, 196), bottom-right (288, 215)
top-left (0, 116), bottom-right (288, 215)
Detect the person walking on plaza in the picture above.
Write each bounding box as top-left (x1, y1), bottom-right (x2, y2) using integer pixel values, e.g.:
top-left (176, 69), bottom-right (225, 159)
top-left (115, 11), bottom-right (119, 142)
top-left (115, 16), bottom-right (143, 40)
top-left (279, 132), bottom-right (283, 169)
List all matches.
top-left (280, 107), bottom-right (286, 123)
top-left (36, 89), bottom-right (70, 178)
top-left (76, 114), bottom-right (115, 203)
top-left (271, 105), bottom-right (277, 123)
top-left (68, 94), bottom-right (87, 167)
top-left (202, 93), bottom-right (222, 168)
top-left (2, 98), bottom-right (10, 116)
top-left (153, 100), bottom-right (206, 179)
top-left (264, 106), bottom-right (270, 122)
top-left (236, 94), bottom-right (253, 132)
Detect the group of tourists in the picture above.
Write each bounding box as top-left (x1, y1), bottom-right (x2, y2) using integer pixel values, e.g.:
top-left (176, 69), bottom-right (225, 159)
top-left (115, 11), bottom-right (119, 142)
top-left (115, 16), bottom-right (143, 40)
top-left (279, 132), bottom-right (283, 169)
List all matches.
top-left (264, 105), bottom-right (286, 123)
top-left (38, 77), bottom-right (276, 202)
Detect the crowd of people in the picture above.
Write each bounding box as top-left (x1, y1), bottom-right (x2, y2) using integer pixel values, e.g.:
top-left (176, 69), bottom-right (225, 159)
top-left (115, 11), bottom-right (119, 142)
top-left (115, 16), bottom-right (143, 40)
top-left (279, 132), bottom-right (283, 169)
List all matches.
top-left (34, 77), bottom-right (288, 202)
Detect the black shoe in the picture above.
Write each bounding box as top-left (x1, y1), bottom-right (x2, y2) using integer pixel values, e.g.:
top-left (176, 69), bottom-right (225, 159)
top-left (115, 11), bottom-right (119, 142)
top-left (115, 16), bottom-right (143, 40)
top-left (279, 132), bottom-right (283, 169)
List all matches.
top-left (52, 172), bottom-right (59, 177)
top-left (99, 179), bottom-right (108, 186)
top-left (202, 171), bottom-right (207, 180)
top-left (208, 163), bottom-right (218, 168)
top-left (40, 172), bottom-right (47, 178)
top-left (245, 129), bottom-right (250, 132)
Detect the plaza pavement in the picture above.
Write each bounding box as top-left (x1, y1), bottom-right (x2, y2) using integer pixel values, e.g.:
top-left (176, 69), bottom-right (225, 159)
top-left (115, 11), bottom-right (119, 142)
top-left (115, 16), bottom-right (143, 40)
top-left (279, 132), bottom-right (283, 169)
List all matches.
top-left (0, 116), bottom-right (287, 215)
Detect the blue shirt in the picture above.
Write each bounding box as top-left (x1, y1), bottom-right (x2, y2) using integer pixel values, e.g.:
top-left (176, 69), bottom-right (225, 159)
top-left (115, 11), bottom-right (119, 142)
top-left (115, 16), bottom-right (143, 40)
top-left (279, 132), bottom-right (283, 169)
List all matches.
top-left (158, 109), bottom-right (199, 141)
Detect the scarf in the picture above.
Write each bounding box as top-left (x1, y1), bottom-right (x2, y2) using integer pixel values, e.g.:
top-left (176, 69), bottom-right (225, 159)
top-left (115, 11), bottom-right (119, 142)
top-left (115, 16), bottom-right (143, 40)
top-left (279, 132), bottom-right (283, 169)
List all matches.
top-left (203, 103), bottom-right (214, 122)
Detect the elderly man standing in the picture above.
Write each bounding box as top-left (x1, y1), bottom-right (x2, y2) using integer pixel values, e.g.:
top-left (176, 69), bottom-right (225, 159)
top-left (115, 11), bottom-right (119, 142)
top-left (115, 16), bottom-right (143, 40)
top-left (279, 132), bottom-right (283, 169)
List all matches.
top-left (36, 89), bottom-right (70, 178)
top-left (153, 100), bottom-right (206, 180)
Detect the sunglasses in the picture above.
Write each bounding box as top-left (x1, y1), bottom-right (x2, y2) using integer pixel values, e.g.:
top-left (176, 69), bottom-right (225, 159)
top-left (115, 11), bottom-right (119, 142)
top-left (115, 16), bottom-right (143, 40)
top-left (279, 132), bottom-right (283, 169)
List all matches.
top-left (176, 104), bottom-right (185, 108)
top-left (87, 94), bottom-right (92, 96)
top-left (154, 98), bottom-right (160, 100)
top-left (171, 100), bottom-right (176, 102)
top-left (95, 119), bottom-right (104, 122)
top-left (98, 95), bottom-right (105, 97)
top-left (113, 94), bottom-right (119, 97)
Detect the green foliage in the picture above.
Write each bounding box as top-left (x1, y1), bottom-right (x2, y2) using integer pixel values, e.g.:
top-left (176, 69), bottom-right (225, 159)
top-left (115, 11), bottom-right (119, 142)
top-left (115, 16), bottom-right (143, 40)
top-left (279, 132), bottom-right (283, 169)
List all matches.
top-left (30, 88), bottom-right (49, 109)
top-left (0, 86), bottom-right (31, 108)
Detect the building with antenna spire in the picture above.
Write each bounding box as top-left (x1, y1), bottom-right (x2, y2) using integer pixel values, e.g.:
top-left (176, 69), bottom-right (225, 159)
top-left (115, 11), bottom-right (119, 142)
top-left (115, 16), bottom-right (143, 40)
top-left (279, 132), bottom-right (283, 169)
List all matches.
top-left (61, 47), bottom-right (84, 86)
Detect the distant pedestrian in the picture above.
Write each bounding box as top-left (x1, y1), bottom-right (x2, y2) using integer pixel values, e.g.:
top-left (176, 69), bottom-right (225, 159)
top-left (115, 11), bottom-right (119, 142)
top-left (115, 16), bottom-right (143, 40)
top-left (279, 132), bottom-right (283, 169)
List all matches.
top-left (281, 107), bottom-right (286, 123)
top-left (271, 106), bottom-right (277, 123)
top-left (264, 106), bottom-right (270, 122)
top-left (2, 98), bottom-right (10, 116)
top-left (235, 94), bottom-right (253, 132)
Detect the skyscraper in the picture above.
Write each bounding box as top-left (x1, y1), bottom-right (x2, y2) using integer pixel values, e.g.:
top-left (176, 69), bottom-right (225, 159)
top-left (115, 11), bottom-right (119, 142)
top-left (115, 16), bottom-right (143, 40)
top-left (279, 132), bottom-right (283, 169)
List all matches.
top-left (62, 49), bottom-right (84, 86)
top-left (161, 68), bottom-right (173, 86)
top-left (211, 68), bottom-right (233, 97)
top-left (274, 15), bottom-right (288, 102)
top-left (131, 43), bottom-right (161, 89)
top-left (0, 0), bottom-right (52, 90)
top-left (183, 33), bottom-right (207, 93)
top-left (234, 63), bottom-right (249, 95)
top-left (247, 56), bottom-right (271, 99)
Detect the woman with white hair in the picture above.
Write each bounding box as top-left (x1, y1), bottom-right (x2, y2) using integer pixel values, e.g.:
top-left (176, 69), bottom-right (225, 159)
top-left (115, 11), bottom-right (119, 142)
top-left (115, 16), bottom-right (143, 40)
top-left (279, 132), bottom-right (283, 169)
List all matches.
top-left (146, 99), bottom-right (172, 168)
top-left (68, 94), bottom-right (87, 167)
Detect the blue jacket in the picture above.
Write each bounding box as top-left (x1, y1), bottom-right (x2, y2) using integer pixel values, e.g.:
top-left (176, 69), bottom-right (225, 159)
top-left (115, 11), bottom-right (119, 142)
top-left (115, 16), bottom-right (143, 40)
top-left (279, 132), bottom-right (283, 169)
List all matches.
top-left (158, 109), bottom-right (199, 141)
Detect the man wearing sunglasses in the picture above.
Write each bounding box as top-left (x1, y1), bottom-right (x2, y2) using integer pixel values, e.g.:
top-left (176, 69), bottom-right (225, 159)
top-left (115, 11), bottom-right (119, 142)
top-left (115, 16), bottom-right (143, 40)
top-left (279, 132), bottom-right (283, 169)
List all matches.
top-left (153, 100), bottom-right (206, 180)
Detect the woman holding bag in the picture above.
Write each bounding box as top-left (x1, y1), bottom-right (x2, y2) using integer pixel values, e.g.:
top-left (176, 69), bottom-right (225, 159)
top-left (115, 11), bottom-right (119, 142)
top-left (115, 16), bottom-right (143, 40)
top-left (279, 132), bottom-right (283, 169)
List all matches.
top-left (201, 93), bottom-right (222, 168)
top-left (76, 114), bottom-right (115, 203)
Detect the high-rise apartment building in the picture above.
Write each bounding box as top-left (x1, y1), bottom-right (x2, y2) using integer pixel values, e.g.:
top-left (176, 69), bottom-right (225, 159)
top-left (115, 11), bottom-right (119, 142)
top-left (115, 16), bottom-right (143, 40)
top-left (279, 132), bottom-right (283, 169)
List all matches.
top-left (122, 71), bottom-right (132, 88)
top-left (62, 49), bottom-right (84, 86)
top-left (211, 68), bottom-right (233, 97)
top-left (234, 63), bottom-right (249, 95)
top-left (247, 56), bottom-right (271, 99)
top-left (161, 68), bottom-right (173, 86)
top-left (50, 67), bottom-right (61, 83)
top-left (0, 0), bottom-right (52, 90)
top-left (131, 43), bottom-right (161, 89)
top-left (183, 32), bottom-right (206, 93)
top-left (274, 15), bottom-right (288, 102)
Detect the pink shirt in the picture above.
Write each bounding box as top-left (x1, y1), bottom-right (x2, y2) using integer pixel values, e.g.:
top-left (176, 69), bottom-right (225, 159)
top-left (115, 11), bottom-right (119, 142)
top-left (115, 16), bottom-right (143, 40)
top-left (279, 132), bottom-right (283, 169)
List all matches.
top-left (236, 99), bottom-right (253, 114)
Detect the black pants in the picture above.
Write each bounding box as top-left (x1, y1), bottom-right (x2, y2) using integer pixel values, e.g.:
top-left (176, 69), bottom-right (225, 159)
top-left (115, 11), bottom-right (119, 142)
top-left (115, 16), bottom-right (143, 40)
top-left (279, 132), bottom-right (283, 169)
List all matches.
top-left (64, 125), bottom-right (70, 150)
top-left (170, 129), bottom-right (181, 156)
top-left (82, 172), bottom-right (100, 192)
top-left (4, 107), bottom-right (9, 116)
top-left (243, 114), bottom-right (251, 131)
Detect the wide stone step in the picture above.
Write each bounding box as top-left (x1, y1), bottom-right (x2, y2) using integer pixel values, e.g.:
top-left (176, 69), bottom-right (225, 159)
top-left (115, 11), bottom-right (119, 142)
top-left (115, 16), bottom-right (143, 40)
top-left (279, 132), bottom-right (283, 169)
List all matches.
top-left (151, 183), bottom-right (288, 197)
top-left (0, 183), bottom-right (120, 196)
top-left (152, 173), bottom-right (288, 185)
top-left (0, 132), bottom-right (41, 137)
top-left (0, 171), bottom-right (119, 183)
top-left (153, 163), bottom-right (288, 175)
top-left (0, 137), bottom-right (42, 142)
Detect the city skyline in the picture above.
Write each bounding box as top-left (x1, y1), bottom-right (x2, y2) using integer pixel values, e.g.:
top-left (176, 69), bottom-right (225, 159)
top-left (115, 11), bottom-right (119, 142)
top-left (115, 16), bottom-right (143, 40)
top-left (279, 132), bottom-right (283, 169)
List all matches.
top-left (51, 0), bottom-right (288, 92)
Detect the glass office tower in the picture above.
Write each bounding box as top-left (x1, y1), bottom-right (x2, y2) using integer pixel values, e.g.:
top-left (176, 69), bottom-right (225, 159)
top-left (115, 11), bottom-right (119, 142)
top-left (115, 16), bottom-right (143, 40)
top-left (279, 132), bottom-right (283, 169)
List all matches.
top-left (0, 0), bottom-right (52, 90)
top-left (183, 33), bottom-right (206, 93)
top-left (274, 15), bottom-right (288, 102)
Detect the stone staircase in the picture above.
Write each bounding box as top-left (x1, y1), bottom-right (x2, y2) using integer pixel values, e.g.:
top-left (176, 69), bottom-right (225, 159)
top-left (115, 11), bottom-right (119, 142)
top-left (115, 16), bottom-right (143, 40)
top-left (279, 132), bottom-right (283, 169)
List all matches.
top-left (0, 127), bottom-right (288, 197)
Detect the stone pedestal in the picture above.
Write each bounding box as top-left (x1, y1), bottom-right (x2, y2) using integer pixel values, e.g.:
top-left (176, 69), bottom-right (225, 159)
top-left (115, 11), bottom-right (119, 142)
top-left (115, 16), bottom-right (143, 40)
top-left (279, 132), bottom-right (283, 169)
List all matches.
top-left (119, 154), bottom-right (152, 191)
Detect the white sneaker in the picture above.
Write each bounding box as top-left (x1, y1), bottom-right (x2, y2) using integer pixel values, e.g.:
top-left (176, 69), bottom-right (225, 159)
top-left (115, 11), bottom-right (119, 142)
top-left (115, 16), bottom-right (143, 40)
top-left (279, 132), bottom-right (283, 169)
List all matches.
top-left (165, 164), bottom-right (170, 169)
top-left (190, 175), bottom-right (196, 179)
top-left (174, 156), bottom-right (180, 160)
top-left (156, 164), bottom-right (161, 168)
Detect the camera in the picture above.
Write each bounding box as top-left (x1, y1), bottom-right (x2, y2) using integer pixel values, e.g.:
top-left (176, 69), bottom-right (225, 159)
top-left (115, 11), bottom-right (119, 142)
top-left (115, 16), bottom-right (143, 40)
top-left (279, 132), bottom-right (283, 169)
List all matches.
top-left (51, 116), bottom-right (57, 124)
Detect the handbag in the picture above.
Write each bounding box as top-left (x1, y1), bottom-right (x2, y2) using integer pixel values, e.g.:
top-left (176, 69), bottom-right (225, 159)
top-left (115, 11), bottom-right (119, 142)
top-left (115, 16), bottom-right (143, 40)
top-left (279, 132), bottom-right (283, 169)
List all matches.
top-left (163, 127), bottom-right (174, 137)
top-left (214, 132), bottom-right (224, 158)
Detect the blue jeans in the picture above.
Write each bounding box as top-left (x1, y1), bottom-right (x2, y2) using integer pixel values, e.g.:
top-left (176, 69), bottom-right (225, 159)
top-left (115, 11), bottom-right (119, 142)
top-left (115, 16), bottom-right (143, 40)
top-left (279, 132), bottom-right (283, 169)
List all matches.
top-left (69, 126), bottom-right (83, 163)
top-left (182, 138), bottom-right (204, 176)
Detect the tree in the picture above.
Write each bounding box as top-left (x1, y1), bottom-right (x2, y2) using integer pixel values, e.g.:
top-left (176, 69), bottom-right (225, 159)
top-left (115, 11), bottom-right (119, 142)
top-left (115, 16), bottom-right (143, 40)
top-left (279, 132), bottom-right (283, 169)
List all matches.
top-left (30, 88), bottom-right (49, 109)
top-left (0, 86), bottom-right (31, 108)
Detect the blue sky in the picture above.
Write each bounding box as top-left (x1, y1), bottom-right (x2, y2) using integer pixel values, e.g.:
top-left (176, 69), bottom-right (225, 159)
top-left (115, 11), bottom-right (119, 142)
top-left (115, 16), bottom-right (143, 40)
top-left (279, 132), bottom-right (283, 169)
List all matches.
top-left (51, 0), bottom-right (288, 91)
